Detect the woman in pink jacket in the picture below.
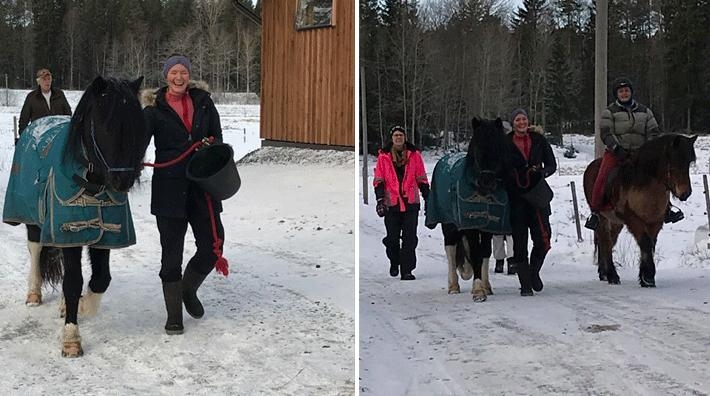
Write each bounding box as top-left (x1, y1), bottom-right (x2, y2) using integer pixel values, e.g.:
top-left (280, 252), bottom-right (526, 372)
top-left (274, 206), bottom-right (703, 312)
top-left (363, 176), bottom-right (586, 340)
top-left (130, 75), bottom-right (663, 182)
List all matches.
top-left (373, 126), bottom-right (429, 280)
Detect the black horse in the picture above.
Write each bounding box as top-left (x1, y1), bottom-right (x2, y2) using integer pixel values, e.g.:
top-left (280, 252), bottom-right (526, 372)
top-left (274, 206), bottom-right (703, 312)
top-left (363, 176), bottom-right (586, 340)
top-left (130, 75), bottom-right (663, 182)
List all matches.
top-left (3, 76), bottom-right (146, 357)
top-left (426, 118), bottom-right (512, 302)
top-left (583, 134), bottom-right (697, 287)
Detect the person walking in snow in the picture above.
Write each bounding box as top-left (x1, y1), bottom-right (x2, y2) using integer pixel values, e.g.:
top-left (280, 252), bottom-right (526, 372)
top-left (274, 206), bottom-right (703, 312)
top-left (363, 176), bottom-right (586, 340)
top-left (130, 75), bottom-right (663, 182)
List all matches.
top-left (492, 235), bottom-right (515, 275)
top-left (585, 77), bottom-right (682, 231)
top-left (142, 54), bottom-right (226, 335)
top-left (373, 126), bottom-right (429, 281)
top-left (507, 108), bottom-right (556, 296)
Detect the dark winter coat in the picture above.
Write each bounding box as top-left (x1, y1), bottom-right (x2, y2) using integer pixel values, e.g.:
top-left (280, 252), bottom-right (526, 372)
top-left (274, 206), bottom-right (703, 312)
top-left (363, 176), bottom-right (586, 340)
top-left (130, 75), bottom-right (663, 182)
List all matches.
top-left (142, 83), bottom-right (224, 218)
top-left (507, 130), bottom-right (557, 215)
top-left (18, 87), bottom-right (72, 133)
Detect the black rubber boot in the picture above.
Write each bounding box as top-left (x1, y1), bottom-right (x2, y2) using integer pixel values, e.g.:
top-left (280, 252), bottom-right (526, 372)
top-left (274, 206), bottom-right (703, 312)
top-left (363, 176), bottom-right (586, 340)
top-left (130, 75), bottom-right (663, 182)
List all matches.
top-left (515, 259), bottom-right (534, 296)
top-left (162, 281), bottom-right (184, 335)
top-left (664, 206), bottom-right (684, 224)
top-left (400, 273), bottom-right (416, 281)
top-left (494, 259), bottom-right (504, 273)
top-left (389, 263), bottom-right (399, 277)
top-left (507, 259), bottom-right (517, 275)
top-left (530, 255), bottom-right (544, 292)
top-left (585, 212), bottom-right (600, 230)
top-left (182, 267), bottom-right (208, 319)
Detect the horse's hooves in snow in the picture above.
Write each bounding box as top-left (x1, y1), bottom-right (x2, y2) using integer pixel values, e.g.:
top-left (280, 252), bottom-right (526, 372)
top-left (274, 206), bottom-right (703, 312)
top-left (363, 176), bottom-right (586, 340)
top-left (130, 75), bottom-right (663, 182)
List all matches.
top-left (61, 324), bottom-right (83, 358)
top-left (448, 284), bottom-right (461, 294)
top-left (472, 294), bottom-right (487, 302)
top-left (608, 278), bottom-right (620, 285)
top-left (25, 292), bottom-right (42, 306)
top-left (599, 274), bottom-right (607, 281)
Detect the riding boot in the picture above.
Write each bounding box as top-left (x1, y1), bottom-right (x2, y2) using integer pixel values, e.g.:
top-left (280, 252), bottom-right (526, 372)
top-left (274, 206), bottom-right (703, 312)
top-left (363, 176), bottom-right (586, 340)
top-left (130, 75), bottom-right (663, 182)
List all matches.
top-left (507, 259), bottom-right (517, 275)
top-left (494, 259), bottom-right (504, 273)
top-left (162, 281), bottom-right (184, 335)
top-left (530, 255), bottom-right (544, 292)
top-left (515, 258), bottom-right (534, 296)
top-left (585, 212), bottom-right (600, 230)
top-left (182, 267), bottom-right (208, 319)
top-left (664, 205), bottom-right (684, 224)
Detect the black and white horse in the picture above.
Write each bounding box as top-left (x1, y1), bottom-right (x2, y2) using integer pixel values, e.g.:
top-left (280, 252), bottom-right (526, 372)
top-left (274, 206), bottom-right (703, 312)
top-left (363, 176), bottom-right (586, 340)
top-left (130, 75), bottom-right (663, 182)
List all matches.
top-left (3, 76), bottom-right (147, 356)
top-left (426, 118), bottom-right (512, 302)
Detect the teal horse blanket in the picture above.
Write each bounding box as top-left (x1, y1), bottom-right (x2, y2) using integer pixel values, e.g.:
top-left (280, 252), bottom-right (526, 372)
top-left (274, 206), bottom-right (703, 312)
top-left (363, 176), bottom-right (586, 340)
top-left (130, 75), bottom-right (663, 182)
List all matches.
top-left (3, 116), bottom-right (136, 248)
top-left (425, 152), bottom-right (511, 234)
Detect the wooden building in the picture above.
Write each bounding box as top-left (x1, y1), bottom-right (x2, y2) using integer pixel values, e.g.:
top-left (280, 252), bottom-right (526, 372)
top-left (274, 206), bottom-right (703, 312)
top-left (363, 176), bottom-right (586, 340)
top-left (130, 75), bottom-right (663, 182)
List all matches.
top-left (260, 0), bottom-right (354, 148)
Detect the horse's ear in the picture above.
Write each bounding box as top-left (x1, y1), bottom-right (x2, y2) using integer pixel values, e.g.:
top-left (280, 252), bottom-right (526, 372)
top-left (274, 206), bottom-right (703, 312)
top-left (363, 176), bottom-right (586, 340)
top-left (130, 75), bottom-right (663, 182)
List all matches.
top-left (472, 117), bottom-right (480, 129)
top-left (91, 75), bottom-right (107, 93)
top-left (129, 76), bottom-right (144, 93)
top-left (494, 117), bottom-right (503, 128)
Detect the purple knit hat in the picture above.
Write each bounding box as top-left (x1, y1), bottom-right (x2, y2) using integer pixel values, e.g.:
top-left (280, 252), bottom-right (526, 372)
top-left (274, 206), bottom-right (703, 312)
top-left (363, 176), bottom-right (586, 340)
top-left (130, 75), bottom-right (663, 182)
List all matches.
top-left (510, 108), bottom-right (528, 123)
top-left (162, 54), bottom-right (192, 78)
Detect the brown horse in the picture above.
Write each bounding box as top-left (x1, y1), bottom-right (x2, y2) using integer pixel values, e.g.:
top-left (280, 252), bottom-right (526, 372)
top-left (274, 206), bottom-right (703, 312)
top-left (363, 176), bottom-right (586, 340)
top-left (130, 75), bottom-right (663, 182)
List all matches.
top-left (582, 134), bottom-right (697, 287)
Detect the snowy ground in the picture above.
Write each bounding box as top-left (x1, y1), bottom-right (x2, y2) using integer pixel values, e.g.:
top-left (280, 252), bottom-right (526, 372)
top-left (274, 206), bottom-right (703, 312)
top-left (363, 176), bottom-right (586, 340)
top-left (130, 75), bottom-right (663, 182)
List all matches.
top-left (0, 89), bottom-right (355, 394)
top-left (360, 134), bottom-right (710, 395)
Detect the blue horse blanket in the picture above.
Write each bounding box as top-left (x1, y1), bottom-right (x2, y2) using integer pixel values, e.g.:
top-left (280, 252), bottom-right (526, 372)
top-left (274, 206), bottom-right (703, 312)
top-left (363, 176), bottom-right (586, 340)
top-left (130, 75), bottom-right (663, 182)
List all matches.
top-left (425, 152), bottom-right (511, 234)
top-left (3, 116), bottom-right (136, 248)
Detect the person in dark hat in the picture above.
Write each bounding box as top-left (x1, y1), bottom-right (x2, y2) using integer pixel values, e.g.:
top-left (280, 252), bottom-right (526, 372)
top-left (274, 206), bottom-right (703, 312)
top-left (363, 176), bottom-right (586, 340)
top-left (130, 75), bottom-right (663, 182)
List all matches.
top-left (585, 77), bottom-right (682, 231)
top-left (142, 53), bottom-right (226, 335)
top-left (17, 67), bottom-right (72, 306)
top-left (506, 108), bottom-right (557, 296)
top-left (373, 125), bottom-right (429, 280)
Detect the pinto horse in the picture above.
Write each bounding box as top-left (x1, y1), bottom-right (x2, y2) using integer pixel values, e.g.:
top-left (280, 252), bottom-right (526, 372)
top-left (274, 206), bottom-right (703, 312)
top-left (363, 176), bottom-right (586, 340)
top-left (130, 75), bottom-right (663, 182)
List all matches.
top-left (582, 134), bottom-right (697, 287)
top-left (426, 118), bottom-right (512, 301)
top-left (3, 76), bottom-right (146, 357)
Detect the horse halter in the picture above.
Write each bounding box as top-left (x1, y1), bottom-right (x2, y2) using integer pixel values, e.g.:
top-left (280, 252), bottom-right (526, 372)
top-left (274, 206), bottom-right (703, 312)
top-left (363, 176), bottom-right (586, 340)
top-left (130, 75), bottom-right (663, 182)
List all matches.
top-left (89, 119), bottom-right (135, 172)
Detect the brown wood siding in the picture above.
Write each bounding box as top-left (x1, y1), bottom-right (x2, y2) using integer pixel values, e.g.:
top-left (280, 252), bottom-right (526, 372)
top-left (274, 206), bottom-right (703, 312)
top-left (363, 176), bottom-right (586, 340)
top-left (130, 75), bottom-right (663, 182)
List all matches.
top-left (261, 0), bottom-right (354, 147)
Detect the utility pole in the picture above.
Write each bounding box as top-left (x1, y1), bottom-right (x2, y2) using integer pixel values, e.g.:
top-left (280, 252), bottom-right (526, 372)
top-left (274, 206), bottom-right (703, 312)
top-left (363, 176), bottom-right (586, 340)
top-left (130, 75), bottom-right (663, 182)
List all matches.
top-left (594, 0), bottom-right (608, 158)
top-left (360, 66), bottom-right (369, 205)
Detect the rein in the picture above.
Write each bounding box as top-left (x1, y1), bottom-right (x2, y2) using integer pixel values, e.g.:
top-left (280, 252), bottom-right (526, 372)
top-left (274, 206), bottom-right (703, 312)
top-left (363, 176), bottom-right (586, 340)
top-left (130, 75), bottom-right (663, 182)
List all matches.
top-left (90, 120), bottom-right (135, 172)
top-left (143, 136), bottom-right (228, 277)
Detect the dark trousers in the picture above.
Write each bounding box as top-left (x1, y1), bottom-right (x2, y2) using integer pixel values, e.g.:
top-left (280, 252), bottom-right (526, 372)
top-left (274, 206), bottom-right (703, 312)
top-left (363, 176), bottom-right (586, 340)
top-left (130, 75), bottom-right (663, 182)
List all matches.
top-left (382, 210), bottom-right (419, 275)
top-left (156, 213), bottom-right (225, 282)
top-left (510, 198), bottom-right (552, 263)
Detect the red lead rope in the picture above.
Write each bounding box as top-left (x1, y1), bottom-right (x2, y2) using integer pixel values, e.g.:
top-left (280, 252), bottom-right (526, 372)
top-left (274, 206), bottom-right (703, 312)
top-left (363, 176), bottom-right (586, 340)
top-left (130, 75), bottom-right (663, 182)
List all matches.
top-left (143, 136), bottom-right (229, 277)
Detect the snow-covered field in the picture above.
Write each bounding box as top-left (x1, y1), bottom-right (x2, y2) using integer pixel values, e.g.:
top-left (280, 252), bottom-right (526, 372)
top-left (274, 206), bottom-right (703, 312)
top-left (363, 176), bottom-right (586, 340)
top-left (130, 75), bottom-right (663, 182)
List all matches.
top-left (360, 134), bottom-right (710, 395)
top-left (0, 89), bottom-right (355, 394)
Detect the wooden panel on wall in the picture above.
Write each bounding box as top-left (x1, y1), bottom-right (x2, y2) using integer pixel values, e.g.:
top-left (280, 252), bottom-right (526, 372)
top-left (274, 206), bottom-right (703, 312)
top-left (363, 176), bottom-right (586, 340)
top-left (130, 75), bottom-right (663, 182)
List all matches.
top-left (261, 0), bottom-right (355, 147)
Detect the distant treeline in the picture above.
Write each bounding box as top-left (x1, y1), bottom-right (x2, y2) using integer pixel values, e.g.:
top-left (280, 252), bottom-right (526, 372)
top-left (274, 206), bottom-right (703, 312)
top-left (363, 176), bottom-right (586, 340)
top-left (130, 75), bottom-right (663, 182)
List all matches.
top-left (0, 0), bottom-right (261, 93)
top-left (360, 0), bottom-right (710, 148)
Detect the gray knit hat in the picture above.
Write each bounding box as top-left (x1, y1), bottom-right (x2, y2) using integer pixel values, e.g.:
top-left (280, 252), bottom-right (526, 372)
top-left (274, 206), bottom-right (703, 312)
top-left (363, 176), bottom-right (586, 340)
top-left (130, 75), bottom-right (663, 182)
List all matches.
top-left (510, 108), bottom-right (528, 123)
top-left (162, 54), bottom-right (192, 78)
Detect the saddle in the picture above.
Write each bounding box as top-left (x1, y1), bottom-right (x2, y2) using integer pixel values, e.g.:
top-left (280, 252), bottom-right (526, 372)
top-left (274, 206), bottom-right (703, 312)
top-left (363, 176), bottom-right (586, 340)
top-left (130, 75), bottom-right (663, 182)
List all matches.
top-left (2, 116), bottom-right (136, 248)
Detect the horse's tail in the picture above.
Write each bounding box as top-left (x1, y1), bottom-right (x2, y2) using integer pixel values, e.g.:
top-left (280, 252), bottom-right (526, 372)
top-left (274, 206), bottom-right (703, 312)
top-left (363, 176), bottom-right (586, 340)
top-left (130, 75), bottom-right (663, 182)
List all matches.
top-left (40, 246), bottom-right (63, 288)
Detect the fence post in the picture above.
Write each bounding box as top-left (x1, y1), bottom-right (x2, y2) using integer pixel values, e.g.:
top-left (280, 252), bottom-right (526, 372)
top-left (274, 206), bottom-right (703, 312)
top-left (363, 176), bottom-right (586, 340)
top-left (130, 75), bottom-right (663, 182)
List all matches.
top-left (570, 181), bottom-right (583, 242)
top-left (704, 175), bottom-right (710, 249)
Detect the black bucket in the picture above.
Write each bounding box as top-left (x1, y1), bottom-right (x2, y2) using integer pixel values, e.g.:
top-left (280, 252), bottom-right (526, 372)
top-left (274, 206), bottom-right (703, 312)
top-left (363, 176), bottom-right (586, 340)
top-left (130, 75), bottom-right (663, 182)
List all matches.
top-left (186, 143), bottom-right (241, 200)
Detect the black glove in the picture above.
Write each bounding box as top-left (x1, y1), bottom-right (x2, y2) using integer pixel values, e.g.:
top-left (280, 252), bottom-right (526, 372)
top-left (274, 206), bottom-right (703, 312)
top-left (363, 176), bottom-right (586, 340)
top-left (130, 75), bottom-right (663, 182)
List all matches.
top-left (613, 145), bottom-right (628, 160)
top-left (376, 200), bottom-right (387, 217)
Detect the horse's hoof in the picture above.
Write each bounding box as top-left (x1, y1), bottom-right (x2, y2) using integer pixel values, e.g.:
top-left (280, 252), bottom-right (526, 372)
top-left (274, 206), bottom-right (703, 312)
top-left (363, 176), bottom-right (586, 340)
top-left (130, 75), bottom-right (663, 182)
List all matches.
top-left (472, 294), bottom-right (487, 302)
top-left (640, 278), bottom-right (656, 288)
top-left (599, 274), bottom-right (607, 281)
top-left (448, 285), bottom-right (461, 294)
top-left (25, 292), bottom-right (42, 306)
top-left (459, 265), bottom-right (473, 281)
top-left (608, 278), bottom-right (620, 285)
top-left (61, 341), bottom-right (84, 357)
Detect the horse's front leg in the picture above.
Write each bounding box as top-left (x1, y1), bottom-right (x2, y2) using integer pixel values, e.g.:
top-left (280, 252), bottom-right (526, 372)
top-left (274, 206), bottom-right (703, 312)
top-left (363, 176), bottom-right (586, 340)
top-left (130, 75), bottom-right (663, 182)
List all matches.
top-left (465, 231), bottom-right (489, 302)
top-left (636, 224), bottom-right (661, 288)
top-left (597, 218), bottom-right (621, 284)
top-left (61, 247), bottom-right (84, 357)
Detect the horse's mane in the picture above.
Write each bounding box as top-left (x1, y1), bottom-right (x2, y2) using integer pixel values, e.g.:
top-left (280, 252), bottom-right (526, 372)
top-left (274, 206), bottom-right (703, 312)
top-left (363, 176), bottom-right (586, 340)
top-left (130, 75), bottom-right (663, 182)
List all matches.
top-left (620, 134), bottom-right (696, 187)
top-left (65, 77), bottom-right (145, 172)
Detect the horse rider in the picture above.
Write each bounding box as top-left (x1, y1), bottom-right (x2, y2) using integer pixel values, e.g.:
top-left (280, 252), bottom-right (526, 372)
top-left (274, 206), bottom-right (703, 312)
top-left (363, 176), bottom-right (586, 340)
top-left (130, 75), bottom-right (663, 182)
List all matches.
top-left (373, 126), bottom-right (429, 281)
top-left (507, 108), bottom-right (557, 296)
top-left (585, 77), bottom-right (684, 230)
